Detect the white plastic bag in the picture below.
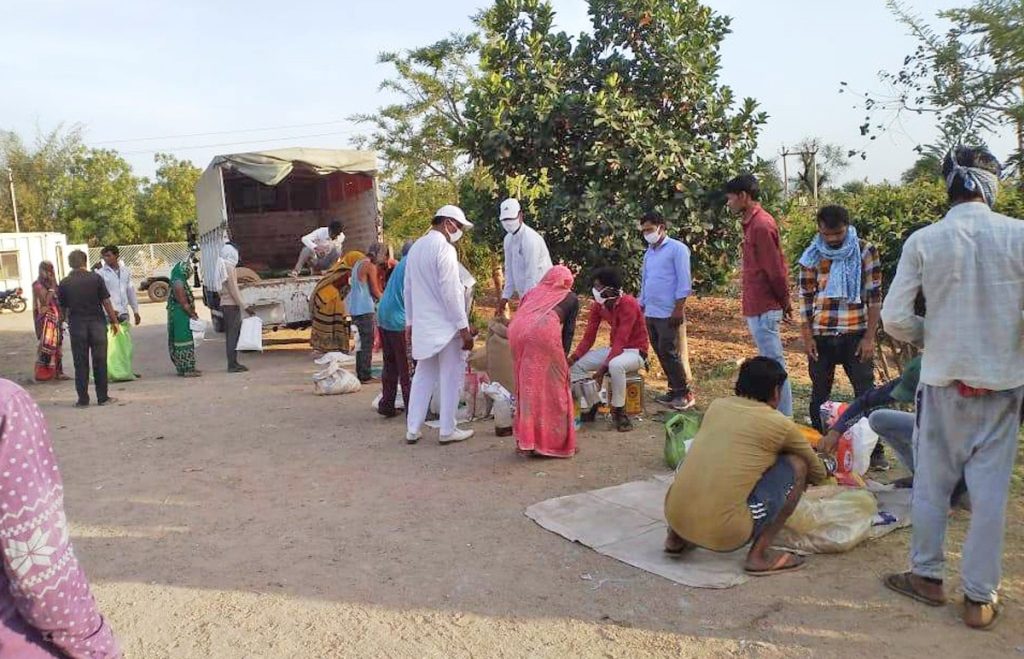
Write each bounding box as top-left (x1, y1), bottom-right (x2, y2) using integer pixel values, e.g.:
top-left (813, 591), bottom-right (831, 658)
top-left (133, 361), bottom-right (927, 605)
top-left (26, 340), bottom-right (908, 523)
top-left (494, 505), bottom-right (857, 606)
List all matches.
top-left (312, 353), bottom-right (361, 395)
top-left (189, 318), bottom-right (207, 345)
top-left (775, 486), bottom-right (878, 554)
top-left (372, 391), bottom-right (405, 410)
top-left (849, 417), bottom-right (880, 476)
top-left (237, 316), bottom-right (263, 352)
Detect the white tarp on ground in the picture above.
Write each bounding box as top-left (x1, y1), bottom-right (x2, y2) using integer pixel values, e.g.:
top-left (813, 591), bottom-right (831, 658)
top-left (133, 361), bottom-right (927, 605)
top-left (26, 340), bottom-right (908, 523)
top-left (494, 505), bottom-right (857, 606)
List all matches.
top-left (525, 475), bottom-right (912, 590)
top-left (196, 148), bottom-right (378, 235)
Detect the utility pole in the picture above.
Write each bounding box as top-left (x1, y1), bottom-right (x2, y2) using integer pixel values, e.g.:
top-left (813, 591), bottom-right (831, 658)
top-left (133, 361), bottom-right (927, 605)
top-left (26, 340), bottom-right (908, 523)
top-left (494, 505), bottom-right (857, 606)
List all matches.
top-left (6, 167), bottom-right (20, 232)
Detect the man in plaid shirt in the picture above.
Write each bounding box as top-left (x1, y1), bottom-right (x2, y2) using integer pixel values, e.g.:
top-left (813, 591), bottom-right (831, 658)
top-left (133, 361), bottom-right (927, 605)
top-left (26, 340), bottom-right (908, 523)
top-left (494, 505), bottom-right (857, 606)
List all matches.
top-left (798, 205), bottom-right (885, 468)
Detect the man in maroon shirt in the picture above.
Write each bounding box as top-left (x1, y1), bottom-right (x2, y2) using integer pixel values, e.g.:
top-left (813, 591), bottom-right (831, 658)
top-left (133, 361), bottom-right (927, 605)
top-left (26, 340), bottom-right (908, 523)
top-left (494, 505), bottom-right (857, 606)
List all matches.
top-left (570, 267), bottom-right (650, 432)
top-left (725, 174), bottom-right (794, 416)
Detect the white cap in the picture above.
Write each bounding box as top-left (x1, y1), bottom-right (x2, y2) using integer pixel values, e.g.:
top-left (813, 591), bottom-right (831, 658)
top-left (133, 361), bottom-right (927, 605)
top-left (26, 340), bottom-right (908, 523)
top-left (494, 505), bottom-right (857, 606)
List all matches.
top-left (434, 204), bottom-right (473, 228)
top-left (499, 198), bottom-right (522, 220)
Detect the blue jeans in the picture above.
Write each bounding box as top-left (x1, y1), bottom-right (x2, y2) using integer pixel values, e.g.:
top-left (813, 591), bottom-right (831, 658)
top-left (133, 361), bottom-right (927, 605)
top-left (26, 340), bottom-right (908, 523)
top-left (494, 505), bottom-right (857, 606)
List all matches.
top-left (746, 310), bottom-right (792, 416)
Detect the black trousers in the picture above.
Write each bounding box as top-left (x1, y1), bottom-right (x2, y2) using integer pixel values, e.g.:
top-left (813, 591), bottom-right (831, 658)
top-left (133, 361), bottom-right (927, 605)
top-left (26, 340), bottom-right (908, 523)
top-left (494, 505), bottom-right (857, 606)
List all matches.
top-left (808, 331), bottom-right (875, 431)
top-left (353, 313), bottom-right (376, 382)
top-left (223, 305), bottom-right (242, 369)
top-left (69, 319), bottom-right (108, 404)
top-left (646, 317), bottom-right (690, 397)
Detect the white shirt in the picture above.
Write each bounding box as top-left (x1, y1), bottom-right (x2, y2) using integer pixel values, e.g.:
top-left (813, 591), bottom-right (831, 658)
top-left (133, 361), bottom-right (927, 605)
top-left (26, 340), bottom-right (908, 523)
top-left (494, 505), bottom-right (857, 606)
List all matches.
top-left (301, 227), bottom-right (345, 253)
top-left (98, 263), bottom-right (139, 316)
top-left (404, 230), bottom-right (469, 360)
top-left (882, 201), bottom-right (1024, 391)
top-left (502, 223), bottom-right (553, 300)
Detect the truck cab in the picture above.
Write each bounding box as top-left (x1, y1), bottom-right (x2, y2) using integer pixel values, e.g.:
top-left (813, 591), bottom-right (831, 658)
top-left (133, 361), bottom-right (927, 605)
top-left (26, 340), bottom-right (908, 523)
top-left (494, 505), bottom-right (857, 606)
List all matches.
top-left (195, 148), bottom-right (380, 332)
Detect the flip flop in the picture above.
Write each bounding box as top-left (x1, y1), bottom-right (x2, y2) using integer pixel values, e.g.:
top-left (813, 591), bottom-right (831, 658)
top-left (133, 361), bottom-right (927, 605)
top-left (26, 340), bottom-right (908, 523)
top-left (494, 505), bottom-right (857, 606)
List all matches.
top-left (964, 597), bottom-right (1001, 631)
top-left (744, 551), bottom-right (806, 576)
top-left (884, 572), bottom-right (946, 607)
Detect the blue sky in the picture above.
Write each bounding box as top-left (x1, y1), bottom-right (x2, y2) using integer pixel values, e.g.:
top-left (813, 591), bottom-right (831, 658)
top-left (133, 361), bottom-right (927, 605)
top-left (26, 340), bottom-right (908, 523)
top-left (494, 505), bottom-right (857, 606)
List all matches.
top-left (2, 0), bottom-right (1013, 182)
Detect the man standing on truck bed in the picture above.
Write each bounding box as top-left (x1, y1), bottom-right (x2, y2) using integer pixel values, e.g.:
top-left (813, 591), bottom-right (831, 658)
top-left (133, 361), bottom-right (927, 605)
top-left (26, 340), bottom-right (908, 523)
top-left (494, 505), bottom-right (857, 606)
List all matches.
top-left (290, 220), bottom-right (345, 278)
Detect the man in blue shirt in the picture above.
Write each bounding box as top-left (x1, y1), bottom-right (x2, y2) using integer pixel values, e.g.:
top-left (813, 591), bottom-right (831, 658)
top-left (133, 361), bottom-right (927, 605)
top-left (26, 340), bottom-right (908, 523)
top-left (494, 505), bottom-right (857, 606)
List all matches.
top-left (639, 211), bottom-right (695, 410)
top-left (376, 240), bottom-right (415, 418)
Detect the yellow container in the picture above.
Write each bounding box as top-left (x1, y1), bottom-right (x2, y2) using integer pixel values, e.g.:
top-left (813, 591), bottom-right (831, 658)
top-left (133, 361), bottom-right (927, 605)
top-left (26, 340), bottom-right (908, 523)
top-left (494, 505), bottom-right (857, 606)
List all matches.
top-left (625, 375), bottom-right (645, 416)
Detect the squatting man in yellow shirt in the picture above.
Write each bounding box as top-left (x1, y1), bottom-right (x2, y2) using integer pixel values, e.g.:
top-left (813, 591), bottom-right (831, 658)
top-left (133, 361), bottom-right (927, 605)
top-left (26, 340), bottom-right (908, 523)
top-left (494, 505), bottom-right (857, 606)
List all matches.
top-left (663, 357), bottom-right (830, 575)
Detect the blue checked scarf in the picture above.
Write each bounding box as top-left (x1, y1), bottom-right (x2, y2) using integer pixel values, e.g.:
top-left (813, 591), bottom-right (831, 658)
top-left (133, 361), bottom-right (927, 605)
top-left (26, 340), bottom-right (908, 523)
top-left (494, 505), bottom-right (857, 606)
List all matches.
top-left (946, 149), bottom-right (1000, 208)
top-left (799, 225), bottom-right (863, 303)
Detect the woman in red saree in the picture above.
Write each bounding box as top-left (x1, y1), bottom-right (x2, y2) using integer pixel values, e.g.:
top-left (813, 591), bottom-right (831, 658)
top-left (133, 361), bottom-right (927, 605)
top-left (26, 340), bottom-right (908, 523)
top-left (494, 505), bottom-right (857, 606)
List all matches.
top-left (508, 265), bottom-right (578, 458)
top-left (31, 261), bottom-right (66, 382)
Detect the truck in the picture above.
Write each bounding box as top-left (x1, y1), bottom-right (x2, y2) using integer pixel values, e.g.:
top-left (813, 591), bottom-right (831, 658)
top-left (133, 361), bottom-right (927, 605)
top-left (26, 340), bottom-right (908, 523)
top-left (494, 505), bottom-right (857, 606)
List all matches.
top-left (195, 148), bottom-right (380, 332)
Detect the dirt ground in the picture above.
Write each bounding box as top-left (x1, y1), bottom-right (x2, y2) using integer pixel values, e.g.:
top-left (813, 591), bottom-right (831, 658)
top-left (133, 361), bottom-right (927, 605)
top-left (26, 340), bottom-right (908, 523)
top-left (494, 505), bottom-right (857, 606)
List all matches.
top-left (0, 296), bottom-right (1021, 658)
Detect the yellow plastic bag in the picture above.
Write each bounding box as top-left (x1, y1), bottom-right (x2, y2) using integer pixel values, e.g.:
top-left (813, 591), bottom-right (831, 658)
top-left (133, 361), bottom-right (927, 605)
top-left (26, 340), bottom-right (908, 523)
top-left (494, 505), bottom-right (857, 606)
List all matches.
top-left (774, 486), bottom-right (877, 554)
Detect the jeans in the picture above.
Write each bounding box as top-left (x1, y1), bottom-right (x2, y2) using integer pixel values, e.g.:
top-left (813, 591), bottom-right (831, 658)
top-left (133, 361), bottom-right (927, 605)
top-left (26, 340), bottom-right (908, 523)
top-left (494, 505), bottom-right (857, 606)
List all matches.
top-left (353, 313), bottom-right (376, 382)
top-left (380, 328), bottom-right (411, 414)
top-left (867, 409), bottom-right (915, 472)
top-left (571, 348), bottom-right (646, 408)
top-left (745, 311), bottom-right (792, 416)
top-left (808, 331), bottom-right (874, 431)
top-left (911, 384), bottom-right (1024, 604)
top-left (223, 304), bottom-right (242, 369)
top-left (646, 317), bottom-right (691, 397)
top-left (69, 319), bottom-right (108, 404)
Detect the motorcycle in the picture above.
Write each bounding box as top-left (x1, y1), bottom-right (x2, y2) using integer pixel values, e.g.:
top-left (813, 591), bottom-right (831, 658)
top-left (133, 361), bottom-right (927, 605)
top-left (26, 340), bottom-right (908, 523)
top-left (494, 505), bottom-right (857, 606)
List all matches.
top-left (0, 288), bottom-right (28, 313)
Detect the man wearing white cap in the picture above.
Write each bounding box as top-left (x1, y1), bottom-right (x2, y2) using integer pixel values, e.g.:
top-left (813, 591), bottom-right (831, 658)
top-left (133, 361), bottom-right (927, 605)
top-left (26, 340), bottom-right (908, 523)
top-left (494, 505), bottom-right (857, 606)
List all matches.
top-left (404, 205), bottom-right (477, 445)
top-left (496, 198), bottom-right (553, 319)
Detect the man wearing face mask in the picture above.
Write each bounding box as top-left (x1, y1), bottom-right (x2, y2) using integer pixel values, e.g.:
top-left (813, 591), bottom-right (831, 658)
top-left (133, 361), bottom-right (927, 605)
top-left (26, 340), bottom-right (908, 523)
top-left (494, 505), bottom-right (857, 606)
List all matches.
top-left (570, 267), bottom-right (650, 432)
top-left (798, 206), bottom-right (883, 463)
top-left (638, 211), bottom-right (695, 410)
top-left (404, 205), bottom-right (477, 445)
top-left (496, 198), bottom-right (553, 320)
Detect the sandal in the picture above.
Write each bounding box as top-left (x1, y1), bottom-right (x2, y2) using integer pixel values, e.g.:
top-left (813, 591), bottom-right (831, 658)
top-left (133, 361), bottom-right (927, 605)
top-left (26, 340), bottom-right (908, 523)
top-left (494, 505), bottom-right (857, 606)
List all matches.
top-left (745, 551), bottom-right (806, 576)
top-left (964, 597), bottom-right (1001, 631)
top-left (884, 572), bottom-right (946, 607)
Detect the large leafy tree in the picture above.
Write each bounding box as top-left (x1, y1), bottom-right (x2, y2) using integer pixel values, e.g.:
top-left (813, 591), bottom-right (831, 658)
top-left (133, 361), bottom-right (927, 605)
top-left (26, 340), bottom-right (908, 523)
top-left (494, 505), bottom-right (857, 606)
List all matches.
top-left (62, 148), bottom-right (141, 246)
top-left (852, 0), bottom-right (1024, 170)
top-left (137, 153), bottom-right (202, 242)
top-left (0, 125), bottom-right (84, 233)
top-left (463, 0), bottom-right (766, 290)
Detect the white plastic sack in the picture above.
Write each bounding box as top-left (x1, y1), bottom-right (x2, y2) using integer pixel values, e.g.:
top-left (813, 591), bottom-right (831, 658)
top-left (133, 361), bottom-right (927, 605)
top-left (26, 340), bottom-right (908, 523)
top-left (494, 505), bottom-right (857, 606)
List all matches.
top-left (189, 318), bottom-right (207, 345)
top-left (372, 391), bottom-right (405, 410)
top-left (313, 367), bottom-right (360, 395)
top-left (775, 486), bottom-right (878, 554)
top-left (315, 352), bottom-right (356, 367)
top-left (237, 316), bottom-right (264, 352)
top-left (850, 418), bottom-right (880, 476)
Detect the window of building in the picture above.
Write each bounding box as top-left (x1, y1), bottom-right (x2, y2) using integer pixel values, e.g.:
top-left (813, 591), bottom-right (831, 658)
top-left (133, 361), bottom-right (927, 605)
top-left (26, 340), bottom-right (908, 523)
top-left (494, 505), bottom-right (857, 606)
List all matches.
top-left (0, 251), bottom-right (20, 281)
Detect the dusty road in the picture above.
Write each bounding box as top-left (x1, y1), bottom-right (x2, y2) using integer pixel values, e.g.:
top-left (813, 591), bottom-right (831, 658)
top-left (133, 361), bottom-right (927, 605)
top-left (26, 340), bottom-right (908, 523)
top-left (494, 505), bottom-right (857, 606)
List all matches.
top-left (0, 299), bottom-right (1021, 658)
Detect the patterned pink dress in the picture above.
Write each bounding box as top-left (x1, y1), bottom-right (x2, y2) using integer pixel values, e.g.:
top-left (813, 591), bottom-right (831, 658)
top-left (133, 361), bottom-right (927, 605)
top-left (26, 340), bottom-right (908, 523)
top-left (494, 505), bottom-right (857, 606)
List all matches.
top-left (0, 379), bottom-right (120, 658)
top-left (508, 266), bottom-right (577, 458)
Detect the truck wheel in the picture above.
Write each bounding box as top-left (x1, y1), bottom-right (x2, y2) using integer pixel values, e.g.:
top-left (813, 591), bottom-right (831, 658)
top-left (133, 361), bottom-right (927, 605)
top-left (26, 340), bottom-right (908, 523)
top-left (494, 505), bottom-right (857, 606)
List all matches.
top-left (148, 281), bottom-right (171, 303)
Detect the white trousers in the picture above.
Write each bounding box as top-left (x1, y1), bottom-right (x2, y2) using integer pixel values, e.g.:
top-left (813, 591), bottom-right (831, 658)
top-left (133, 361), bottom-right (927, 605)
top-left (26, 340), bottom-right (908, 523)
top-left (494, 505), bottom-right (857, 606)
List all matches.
top-left (571, 348), bottom-right (645, 407)
top-left (407, 336), bottom-right (465, 437)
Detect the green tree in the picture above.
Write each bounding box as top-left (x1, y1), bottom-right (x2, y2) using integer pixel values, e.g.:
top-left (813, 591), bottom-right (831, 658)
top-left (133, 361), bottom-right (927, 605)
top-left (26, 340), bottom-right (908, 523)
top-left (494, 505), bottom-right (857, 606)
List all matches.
top-left (852, 0), bottom-right (1024, 169)
top-left (463, 0), bottom-right (766, 291)
top-left (0, 125), bottom-right (84, 233)
top-left (900, 152), bottom-right (943, 183)
top-left (137, 153), bottom-right (202, 242)
top-left (788, 138), bottom-right (849, 197)
top-left (62, 149), bottom-right (140, 246)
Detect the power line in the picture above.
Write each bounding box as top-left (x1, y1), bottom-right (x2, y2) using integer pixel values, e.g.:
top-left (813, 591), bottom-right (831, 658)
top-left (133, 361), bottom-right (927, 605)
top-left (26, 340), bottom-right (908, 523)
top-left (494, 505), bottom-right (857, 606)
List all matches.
top-left (119, 129), bottom-right (364, 156)
top-left (91, 119), bottom-right (359, 145)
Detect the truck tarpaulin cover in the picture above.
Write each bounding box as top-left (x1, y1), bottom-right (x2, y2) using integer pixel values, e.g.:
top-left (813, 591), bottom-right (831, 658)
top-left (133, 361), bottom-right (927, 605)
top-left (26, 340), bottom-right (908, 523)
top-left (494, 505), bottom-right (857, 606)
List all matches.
top-left (196, 148), bottom-right (378, 234)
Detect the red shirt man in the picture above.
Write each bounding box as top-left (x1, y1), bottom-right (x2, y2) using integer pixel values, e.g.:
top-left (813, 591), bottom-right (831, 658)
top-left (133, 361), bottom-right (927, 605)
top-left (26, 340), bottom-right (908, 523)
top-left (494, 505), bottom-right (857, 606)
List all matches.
top-left (569, 267), bottom-right (649, 431)
top-left (725, 174), bottom-right (794, 417)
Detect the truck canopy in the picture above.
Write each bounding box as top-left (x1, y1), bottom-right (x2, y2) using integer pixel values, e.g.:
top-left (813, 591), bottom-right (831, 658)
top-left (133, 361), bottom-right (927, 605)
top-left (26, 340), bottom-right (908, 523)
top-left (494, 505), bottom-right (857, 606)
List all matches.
top-left (196, 148), bottom-right (378, 236)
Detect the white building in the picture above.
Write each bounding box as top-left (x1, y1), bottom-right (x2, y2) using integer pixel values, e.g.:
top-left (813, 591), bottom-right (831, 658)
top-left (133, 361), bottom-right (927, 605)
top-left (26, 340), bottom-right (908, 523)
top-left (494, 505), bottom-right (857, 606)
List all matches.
top-left (0, 233), bottom-right (87, 292)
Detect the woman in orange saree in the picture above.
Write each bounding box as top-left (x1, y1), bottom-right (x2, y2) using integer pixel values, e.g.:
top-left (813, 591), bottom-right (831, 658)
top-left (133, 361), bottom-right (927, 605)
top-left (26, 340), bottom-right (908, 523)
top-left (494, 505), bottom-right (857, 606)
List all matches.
top-left (507, 265), bottom-right (578, 458)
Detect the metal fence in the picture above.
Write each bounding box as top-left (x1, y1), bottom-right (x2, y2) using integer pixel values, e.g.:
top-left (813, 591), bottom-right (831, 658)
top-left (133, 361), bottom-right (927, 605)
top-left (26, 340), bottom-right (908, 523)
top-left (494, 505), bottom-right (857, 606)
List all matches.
top-left (88, 242), bottom-right (190, 279)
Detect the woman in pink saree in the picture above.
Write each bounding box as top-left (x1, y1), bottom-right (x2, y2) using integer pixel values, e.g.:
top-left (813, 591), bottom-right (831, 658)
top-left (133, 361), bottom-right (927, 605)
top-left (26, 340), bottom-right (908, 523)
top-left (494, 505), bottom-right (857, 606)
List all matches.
top-left (508, 265), bottom-right (579, 458)
top-left (0, 378), bottom-right (120, 657)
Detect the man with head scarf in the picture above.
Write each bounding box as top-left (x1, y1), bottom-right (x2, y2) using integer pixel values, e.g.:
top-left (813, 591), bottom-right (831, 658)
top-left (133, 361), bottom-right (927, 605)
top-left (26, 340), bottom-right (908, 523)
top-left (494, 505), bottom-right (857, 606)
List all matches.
top-left (404, 205), bottom-right (476, 445)
top-left (881, 146), bottom-right (1024, 631)
top-left (216, 239), bottom-right (255, 373)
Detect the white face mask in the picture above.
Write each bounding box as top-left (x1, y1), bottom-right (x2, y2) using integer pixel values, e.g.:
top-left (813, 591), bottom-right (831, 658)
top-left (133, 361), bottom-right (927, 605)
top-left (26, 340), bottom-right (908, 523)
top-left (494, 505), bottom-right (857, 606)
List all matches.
top-left (501, 219), bottom-right (520, 234)
top-left (592, 287), bottom-right (606, 304)
top-left (448, 222), bottom-right (464, 244)
top-left (643, 230), bottom-right (662, 245)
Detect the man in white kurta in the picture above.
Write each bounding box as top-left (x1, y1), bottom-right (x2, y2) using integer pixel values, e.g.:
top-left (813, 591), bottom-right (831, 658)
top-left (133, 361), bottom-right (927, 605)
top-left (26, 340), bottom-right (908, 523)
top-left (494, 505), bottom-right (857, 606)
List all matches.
top-left (496, 198), bottom-right (553, 318)
top-left (404, 205), bottom-right (476, 444)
